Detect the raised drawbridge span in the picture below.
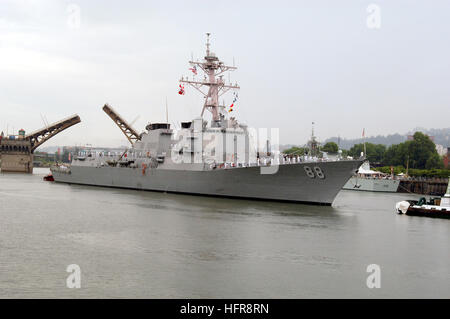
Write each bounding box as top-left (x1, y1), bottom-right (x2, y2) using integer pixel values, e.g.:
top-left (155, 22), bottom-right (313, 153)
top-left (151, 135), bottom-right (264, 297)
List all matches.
top-left (0, 114), bottom-right (81, 173)
top-left (26, 114), bottom-right (81, 152)
top-left (102, 104), bottom-right (141, 144)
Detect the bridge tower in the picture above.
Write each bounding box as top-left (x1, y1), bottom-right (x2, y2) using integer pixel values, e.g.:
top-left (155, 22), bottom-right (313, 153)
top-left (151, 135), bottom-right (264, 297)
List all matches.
top-left (0, 114), bottom-right (81, 173)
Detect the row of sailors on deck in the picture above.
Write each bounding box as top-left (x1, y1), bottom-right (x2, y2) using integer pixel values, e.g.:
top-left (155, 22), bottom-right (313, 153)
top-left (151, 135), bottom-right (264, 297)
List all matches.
top-left (210, 155), bottom-right (324, 169)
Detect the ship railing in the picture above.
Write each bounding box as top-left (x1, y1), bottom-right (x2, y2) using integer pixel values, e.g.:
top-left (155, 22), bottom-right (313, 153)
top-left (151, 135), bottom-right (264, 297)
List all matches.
top-left (207, 155), bottom-right (354, 170)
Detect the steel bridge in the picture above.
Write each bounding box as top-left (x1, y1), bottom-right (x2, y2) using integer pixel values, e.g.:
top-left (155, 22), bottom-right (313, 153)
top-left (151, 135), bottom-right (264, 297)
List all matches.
top-left (102, 104), bottom-right (141, 144)
top-left (0, 114), bottom-right (81, 173)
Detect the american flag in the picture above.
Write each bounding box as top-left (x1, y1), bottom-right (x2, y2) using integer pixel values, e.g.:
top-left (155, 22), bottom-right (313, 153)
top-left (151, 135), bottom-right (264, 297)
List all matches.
top-left (189, 65), bottom-right (197, 75)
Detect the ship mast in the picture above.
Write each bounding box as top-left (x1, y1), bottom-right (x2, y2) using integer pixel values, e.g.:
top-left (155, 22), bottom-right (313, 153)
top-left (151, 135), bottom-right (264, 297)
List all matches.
top-left (180, 33), bottom-right (240, 126)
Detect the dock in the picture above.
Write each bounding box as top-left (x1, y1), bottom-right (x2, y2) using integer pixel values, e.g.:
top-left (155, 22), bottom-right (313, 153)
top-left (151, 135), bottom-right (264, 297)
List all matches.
top-left (398, 177), bottom-right (449, 196)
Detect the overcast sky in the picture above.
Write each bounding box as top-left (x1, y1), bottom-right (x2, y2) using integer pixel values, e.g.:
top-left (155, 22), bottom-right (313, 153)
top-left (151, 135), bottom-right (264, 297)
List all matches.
top-left (1, 0), bottom-right (449, 148)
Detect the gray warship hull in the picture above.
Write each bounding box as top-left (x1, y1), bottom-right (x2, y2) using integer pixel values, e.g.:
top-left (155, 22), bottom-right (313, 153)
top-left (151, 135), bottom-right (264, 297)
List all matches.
top-left (343, 176), bottom-right (400, 192)
top-left (51, 160), bottom-right (363, 205)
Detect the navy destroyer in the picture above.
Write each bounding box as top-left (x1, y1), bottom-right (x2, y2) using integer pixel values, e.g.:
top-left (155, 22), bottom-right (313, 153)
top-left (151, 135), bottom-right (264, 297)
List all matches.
top-left (51, 34), bottom-right (363, 205)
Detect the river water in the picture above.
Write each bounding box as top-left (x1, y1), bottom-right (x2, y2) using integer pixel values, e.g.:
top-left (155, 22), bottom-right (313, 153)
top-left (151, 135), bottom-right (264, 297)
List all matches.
top-left (0, 168), bottom-right (448, 298)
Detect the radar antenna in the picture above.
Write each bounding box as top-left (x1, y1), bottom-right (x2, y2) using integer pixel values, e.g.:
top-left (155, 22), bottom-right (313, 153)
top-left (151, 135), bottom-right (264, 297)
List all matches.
top-left (180, 33), bottom-right (240, 125)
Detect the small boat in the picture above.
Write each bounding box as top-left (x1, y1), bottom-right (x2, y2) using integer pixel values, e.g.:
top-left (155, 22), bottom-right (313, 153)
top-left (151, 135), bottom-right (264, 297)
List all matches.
top-left (343, 161), bottom-right (400, 192)
top-left (43, 173), bottom-right (55, 182)
top-left (395, 178), bottom-right (450, 219)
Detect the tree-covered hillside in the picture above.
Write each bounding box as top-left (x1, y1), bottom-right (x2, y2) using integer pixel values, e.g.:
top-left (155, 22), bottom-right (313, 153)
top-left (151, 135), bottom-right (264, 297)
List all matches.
top-left (324, 128), bottom-right (450, 150)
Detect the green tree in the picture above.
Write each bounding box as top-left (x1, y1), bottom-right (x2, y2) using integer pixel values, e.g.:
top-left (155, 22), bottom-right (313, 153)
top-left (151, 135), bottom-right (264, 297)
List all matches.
top-left (383, 142), bottom-right (409, 166)
top-left (425, 153), bottom-right (444, 169)
top-left (283, 146), bottom-right (306, 155)
top-left (382, 132), bottom-right (442, 169)
top-left (340, 149), bottom-right (349, 157)
top-left (348, 143), bottom-right (386, 163)
top-left (408, 132), bottom-right (438, 169)
top-left (321, 142), bottom-right (339, 153)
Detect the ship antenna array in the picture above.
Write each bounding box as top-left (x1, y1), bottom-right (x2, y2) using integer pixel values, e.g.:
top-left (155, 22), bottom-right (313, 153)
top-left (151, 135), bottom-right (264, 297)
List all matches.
top-left (179, 33), bottom-right (240, 123)
top-left (206, 32), bottom-right (211, 56)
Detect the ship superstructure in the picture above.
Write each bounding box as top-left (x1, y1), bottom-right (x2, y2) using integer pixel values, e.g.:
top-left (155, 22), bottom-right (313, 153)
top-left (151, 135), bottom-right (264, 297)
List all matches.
top-left (51, 34), bottom-right (363, 205)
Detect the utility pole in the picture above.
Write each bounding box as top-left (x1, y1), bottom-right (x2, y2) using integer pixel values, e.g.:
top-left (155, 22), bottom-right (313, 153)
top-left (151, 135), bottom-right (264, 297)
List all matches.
top-left (406, 154), bottom-right (409, 176)
top-left (166, 97), bottom-right (169, 124)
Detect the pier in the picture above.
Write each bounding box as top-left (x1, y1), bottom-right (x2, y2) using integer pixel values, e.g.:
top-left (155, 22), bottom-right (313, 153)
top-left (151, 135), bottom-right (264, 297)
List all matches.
top-left (398, 177), bottom-right (449, 196)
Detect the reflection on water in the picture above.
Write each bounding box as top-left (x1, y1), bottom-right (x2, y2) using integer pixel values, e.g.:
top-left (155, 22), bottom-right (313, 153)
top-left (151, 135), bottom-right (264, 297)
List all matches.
top-left (0, 168), bottom-right (449, 298)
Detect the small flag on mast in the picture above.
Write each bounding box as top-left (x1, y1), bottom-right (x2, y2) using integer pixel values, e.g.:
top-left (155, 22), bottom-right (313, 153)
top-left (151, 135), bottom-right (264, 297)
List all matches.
top-left (362, 128), bottom-right (365, 137)
top-left (189, 65), bottom-right (197, 75)
top-left (228, 92), bottom-right (238, 112)
top-left (178, 84), bottom-right (185, 95)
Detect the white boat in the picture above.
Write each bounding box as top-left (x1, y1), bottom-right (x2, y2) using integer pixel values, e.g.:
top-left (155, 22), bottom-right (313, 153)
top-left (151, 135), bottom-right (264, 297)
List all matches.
top-left (342, 161), bottom-right (400, 192)
top-left (396, 179), bottom-right (450, 219)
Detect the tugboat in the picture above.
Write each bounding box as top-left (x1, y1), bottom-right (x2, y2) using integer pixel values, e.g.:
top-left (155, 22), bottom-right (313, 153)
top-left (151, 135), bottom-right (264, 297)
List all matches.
top-left (395, 178), bottom-right (450, 219)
